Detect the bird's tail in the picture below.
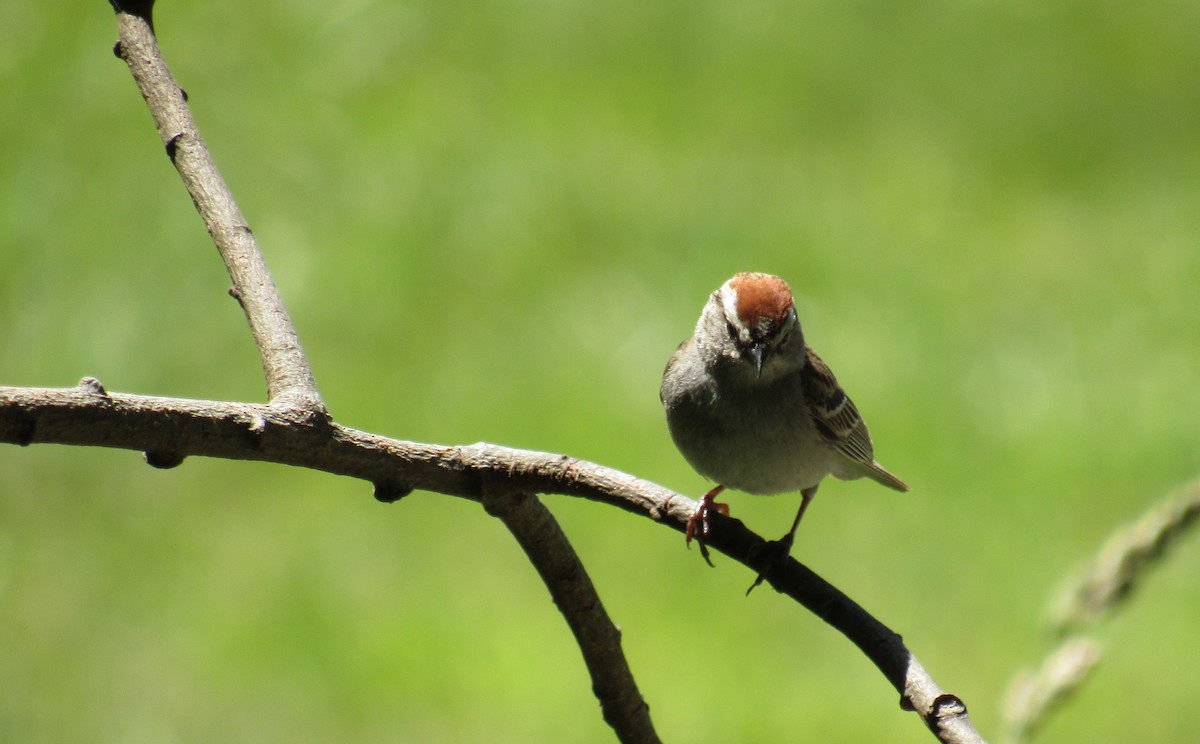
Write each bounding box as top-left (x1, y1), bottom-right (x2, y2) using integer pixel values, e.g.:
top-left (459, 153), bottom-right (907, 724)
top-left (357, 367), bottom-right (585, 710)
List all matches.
top-left (861, 460), bottom-right (910, 492)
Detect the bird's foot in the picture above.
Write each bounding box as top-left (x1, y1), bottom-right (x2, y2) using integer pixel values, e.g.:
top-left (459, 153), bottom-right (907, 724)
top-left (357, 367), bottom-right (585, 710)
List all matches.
top-left (745, 532), bottom-right (796, 595)
top-left (685, 485), bottom-right (729, 567)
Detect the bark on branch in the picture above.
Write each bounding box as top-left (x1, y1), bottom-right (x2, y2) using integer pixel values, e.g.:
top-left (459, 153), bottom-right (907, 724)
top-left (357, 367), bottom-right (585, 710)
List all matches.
top-left (0, 382), bottom-right (984, 743)
top-left (483, 485), bottom-right (657, 743)
top-left (110, 0), bottom-right (324, 413)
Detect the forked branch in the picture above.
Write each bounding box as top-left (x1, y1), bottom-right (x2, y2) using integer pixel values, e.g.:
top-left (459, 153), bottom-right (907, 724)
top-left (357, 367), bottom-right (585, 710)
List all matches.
top-left (0, 381), bottom-right (983, 743)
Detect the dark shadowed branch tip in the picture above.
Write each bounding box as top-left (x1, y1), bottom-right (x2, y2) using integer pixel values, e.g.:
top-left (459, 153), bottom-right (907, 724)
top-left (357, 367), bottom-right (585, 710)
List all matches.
top-left (143, 450), bottom-right (186, 469)
top-left (373, 481), bottom-right (414, 503)
top-left (108, 0), bottom-right (155, 26)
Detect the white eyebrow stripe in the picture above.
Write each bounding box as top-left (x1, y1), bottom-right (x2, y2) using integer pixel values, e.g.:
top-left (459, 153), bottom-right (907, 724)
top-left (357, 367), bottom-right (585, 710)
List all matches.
top-left (720, 281), bottom-right (744, 333)
top-left (720, 280), bottom-right (739, 321)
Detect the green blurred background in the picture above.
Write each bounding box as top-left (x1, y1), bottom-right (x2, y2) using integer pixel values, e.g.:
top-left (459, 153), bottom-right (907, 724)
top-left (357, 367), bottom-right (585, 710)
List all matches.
top-left (2, 1), bottom-right (1198, 741)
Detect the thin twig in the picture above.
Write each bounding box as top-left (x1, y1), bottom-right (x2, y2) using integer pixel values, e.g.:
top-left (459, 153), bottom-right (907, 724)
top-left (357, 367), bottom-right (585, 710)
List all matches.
top-left (110, 1), bottom-right (325, 414)
top-left (1001, 479), bottom-right (1200, 743)
top-left (1001, 637), bottom-right (1101, 744)
top-left (1051, 479), bottom-right (1200, 634)
top-left (483, 485), bottom-right (659, 744)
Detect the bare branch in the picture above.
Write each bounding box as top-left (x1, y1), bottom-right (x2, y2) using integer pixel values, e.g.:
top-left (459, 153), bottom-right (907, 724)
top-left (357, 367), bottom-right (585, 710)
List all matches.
top-left (706, 505), bottom-right (986, 743)
top-left (1002, 638), bottom-right (1101, 744)
top-left (109, 1), bottom-right (324, 413)
top-left (1002, 479), bottom-right (1200, 743)
top-left (1051, 479), bottom-right (1200, 634)
top-left (0, 382), bottom-right (985, 742)
top-left (483, 486), bottom-right (658, 744)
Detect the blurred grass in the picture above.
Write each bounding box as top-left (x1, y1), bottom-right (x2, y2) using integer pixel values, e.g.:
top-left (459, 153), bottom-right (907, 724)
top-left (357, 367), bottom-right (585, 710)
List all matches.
top-left (1, 0), bottom-right (1198, 741)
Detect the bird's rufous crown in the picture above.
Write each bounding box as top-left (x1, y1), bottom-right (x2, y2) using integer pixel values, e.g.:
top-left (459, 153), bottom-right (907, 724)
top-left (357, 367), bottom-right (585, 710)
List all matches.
top-left (727, 273), bottom-right (794, 333)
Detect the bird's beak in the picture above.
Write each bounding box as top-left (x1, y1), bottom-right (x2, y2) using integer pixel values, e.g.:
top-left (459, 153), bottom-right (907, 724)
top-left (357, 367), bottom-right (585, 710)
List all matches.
top-left (747, 341), bottom-right (768, 378)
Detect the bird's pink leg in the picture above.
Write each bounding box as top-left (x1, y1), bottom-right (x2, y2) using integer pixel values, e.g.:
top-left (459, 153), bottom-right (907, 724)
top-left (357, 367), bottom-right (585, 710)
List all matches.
top-left (685, 484), bottom-right (729, 566)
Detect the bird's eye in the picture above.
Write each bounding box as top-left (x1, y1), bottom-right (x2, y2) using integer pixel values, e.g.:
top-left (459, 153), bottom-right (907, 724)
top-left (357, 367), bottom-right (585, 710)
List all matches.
top-left (725, 321), bottom-right (739, 343)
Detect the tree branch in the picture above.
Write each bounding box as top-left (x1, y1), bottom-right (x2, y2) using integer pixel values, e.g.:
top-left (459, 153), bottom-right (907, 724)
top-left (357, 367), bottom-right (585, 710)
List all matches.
top-left (1002, 478), bottom-right (1200, 743)
top-left (1051, 478), bottom-right (1200, 634)
top-left (0, 382), bottom-right (985, 743)
top-left (110, 1), bottom-right (324, 413)
top-left (483, 485), bottom-right (658, 744)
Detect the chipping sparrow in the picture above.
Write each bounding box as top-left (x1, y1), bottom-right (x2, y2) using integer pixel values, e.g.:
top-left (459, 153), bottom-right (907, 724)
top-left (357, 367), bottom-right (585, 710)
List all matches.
top-left (661, 272), bottom-right (907, 591)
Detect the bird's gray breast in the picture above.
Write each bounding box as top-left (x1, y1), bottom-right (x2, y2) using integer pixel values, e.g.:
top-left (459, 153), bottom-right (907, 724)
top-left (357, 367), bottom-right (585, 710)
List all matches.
top-left (664, 368), bottom-right (832, 495)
